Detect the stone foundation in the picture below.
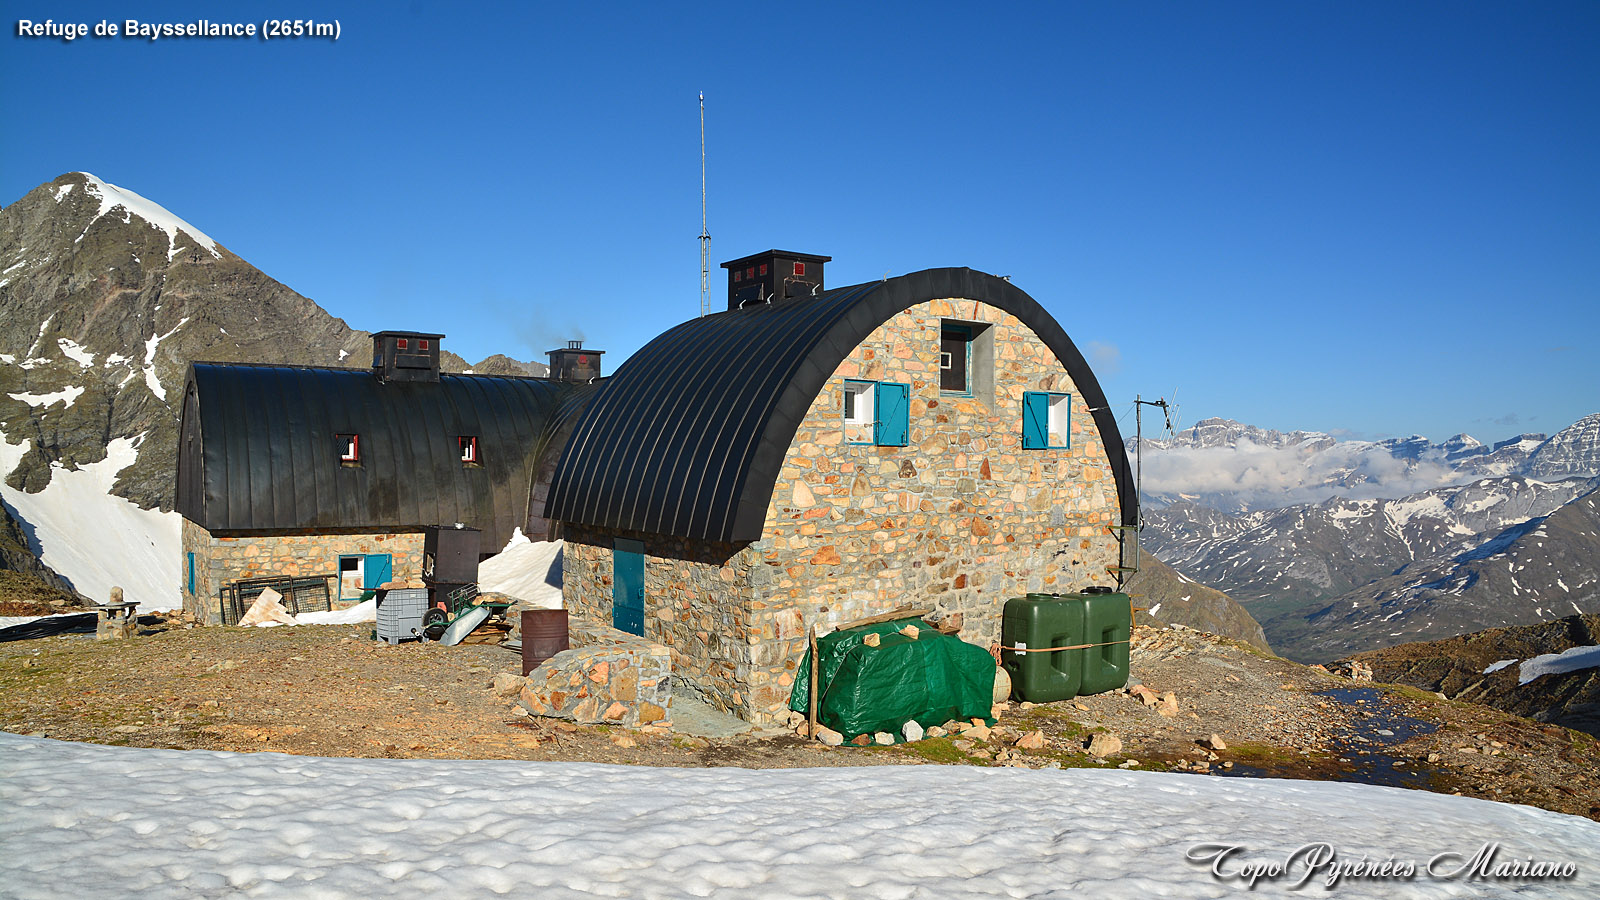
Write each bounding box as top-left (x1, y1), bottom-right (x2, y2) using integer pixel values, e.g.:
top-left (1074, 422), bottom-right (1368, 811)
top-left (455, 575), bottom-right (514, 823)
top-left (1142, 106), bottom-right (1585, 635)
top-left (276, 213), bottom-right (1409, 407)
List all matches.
top-left (181, 520), bottom-right (424, 624)
top-left (514, 620), bottom-right (672, 727)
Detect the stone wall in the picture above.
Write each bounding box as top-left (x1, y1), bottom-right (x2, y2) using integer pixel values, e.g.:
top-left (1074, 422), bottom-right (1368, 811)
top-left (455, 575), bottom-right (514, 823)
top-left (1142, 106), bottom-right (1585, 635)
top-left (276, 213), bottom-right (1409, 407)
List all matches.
top-left (561, 298), bottom-right (1122, 725)
top-left (181, 519), bottom-right (424, 624)
top-left (562, 525), bottom-right (767, 716)
top-left (514, 620), bottom-right (672, 728)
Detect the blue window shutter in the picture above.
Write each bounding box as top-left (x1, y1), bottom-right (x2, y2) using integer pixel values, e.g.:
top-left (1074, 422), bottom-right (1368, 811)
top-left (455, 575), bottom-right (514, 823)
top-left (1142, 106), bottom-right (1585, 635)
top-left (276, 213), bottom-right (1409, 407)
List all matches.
top-left (364, 554), bottom-right (392, 589)
top-left (187, 552), bottom-right (196, 594)
top-left (875, 381), bottom-right (909, 446)
top-left (1022, 392), bottom-right (1048, 449)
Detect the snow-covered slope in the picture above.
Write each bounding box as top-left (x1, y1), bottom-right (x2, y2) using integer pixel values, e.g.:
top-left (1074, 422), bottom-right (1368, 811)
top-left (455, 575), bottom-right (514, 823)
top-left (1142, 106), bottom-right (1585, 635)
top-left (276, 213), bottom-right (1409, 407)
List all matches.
top-left (0, 431), bottom-right (178, 609)
top-left (3, 733), bottom-right (1597, 898)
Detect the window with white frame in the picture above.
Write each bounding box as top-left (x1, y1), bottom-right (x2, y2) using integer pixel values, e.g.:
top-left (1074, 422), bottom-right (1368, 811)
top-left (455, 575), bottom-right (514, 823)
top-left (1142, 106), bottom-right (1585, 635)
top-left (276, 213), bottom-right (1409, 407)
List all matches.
top-left (843, 379), bottom-right (875, 444)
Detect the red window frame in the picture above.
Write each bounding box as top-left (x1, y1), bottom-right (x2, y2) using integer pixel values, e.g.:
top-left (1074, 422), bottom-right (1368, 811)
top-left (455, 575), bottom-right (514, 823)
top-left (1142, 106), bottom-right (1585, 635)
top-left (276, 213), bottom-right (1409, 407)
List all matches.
top-left (396, 338), bottom-right (408, 350)
top-left (459, 435), bottom-right (479, 465)
top-left (794, 261), bottom-right (806, 276)
top-left (419, 339), bottom-right (430, 351)
top-left (338, 434), bottom-right (360, 463)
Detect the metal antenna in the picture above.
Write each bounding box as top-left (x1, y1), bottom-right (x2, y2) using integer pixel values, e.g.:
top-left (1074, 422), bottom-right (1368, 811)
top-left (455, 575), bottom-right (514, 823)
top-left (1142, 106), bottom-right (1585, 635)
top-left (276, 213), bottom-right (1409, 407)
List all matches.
top-left (698, 92), bottom-right (711, 318)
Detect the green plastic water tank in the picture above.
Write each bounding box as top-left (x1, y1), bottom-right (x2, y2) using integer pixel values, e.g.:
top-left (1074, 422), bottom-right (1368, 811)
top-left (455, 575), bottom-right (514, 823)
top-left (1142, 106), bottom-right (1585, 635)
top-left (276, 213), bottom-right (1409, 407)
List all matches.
top-left (1077, 588), bottom-right (1132, 695)
top-left (1000, 593), bottom-right (1084, 702)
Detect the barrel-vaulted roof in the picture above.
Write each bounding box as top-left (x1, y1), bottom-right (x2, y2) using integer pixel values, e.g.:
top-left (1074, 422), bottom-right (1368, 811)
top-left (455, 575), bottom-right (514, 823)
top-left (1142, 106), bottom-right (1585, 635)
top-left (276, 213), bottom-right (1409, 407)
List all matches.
top-left (177, 364), bottom-right (598, 548)
top-left (545, 267), bottom-right (1135, 543)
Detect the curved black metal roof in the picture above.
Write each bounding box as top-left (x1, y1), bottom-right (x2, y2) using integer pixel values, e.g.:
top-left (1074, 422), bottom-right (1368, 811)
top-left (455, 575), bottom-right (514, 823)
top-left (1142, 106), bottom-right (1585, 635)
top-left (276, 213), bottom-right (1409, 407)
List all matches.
top-left (545, 267), bottom-right (1135, 543)
top-left (177, 364), bottom-right (598, 547)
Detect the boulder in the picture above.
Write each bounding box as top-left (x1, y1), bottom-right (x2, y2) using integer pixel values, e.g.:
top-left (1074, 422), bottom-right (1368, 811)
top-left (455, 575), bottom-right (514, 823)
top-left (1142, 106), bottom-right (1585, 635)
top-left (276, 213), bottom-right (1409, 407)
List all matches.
top-left (1087, 733), bottom-right (1123, 758)
top-left (902, 720), bottom-right (925, 742)
top-left (816, 726), bottom-right (844, 746)
top-left (1015, 731), bottom-right (1046, 750)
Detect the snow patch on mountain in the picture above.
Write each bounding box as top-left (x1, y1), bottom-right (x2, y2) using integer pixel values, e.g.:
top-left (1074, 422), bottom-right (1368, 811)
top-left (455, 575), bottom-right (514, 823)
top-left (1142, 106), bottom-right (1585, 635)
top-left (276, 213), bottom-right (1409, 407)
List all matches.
top-left (141, 316), bottom-right (189, 401)
top-left (6, 385), bottom-right (85, 409)
top-left (56, 338), bottom-right (94, 367)
top-left (76, 172), bottom-right (222, 261)
top-left (0, 432), bottom-right (179, 609)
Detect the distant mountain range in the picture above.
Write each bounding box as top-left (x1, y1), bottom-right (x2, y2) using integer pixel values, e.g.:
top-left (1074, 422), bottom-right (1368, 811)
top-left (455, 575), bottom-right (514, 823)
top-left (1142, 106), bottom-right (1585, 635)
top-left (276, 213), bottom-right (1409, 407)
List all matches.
top-left (1132, 415), bottom-right (1600, 513)
top-left (1139, 415), bottom-right (1600, 661)
top-left (0, 172), bottom-right (546, 512)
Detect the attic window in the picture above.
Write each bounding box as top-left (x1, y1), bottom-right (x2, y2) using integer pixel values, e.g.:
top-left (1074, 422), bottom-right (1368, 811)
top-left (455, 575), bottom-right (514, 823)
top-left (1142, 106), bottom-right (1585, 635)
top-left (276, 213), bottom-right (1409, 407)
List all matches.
top-left (793, 262), bottom-right (806, 276)
top-left (758, 263), bottom-right (768, 276)
top-left (396, 338), bottom-right (408, 350)
top-left (734, 270), bottom-right (742, 282)
top-left (459, 435), bottom-right (479, 465)
top-left (419, 339), bottom-right (430, 351)
top-left (338, 434), bottom-right (360, 464)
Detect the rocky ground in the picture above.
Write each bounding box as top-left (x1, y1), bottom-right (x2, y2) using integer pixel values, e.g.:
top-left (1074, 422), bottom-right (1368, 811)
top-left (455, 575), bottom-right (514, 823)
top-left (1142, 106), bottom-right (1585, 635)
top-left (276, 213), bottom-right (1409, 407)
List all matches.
top-left (2, 615), bottom-right (1597, 822)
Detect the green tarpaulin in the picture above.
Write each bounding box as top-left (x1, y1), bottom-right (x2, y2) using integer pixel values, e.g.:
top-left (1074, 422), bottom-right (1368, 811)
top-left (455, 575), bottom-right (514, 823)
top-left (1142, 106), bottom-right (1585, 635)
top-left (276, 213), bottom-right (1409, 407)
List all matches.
top-left (788, 617), bottom-right (996, 740)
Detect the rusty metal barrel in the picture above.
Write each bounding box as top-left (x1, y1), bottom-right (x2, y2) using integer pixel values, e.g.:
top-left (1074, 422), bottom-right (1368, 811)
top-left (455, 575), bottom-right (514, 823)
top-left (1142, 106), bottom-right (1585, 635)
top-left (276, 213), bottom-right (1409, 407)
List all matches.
top-left (520, 609), bottom-right (570, 675)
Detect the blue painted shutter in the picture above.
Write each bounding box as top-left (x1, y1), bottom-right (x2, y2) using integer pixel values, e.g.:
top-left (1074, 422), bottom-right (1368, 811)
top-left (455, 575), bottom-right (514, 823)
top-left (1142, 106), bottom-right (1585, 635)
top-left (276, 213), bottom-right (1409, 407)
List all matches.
top-left (187, 552), bottom-right (196, 594)
top-left (1022, 392), bottom-right (1048, 449)
top-left (875, 381), bottom-right (910, 446)
top-left (364, 554), bottom-right (392, 589)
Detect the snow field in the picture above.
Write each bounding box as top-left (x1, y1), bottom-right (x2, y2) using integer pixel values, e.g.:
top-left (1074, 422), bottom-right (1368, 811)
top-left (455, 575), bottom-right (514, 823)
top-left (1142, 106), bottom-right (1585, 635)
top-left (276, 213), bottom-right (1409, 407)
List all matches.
top-left (0, 433), bottom-right (180, 610)
top-left (2, 733), bottom-right (1598, 899)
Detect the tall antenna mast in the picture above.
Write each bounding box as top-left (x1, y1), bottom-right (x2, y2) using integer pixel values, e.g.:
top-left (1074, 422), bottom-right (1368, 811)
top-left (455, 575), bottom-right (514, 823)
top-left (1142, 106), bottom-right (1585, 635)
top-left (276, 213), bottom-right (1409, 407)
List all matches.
top-left (698, 92), bottom-right (711, 318)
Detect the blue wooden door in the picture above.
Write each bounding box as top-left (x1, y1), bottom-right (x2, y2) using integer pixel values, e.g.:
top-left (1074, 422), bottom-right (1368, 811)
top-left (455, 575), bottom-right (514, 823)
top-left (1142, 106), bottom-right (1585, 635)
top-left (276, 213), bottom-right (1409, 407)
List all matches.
top-left (613, 539), bottom-right (645, 635)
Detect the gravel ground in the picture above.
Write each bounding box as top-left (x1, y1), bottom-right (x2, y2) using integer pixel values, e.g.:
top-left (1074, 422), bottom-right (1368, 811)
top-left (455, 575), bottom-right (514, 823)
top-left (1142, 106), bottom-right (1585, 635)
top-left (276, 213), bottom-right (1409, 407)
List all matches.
top-left (2, 615), bottom-right (1597, 821)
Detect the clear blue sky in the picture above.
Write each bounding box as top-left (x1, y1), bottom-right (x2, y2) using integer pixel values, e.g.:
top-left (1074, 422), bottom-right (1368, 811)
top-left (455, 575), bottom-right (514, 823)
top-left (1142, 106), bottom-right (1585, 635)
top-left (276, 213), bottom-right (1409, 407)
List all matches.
top-left (4, 1), bottom-right (1596, 443)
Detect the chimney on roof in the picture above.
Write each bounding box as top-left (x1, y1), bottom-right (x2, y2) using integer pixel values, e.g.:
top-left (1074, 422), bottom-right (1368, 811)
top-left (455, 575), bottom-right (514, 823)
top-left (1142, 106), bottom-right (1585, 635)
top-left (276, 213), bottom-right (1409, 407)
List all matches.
top-left (720, 250), bottom-right (831, 310)
top-left (547, 340), bottom-right (604, 382)
top-left (372, 331), bottom-right (444, 383)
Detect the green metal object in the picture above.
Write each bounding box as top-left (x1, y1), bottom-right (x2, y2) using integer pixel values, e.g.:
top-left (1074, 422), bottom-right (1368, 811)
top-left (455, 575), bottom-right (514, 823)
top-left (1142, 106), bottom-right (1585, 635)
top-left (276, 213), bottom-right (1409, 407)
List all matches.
top-left (1078, 591), bottom-right (1132, 695)
top-left (1001, 593), bottom-right (1084, 702)
top-left (788, 617), bottom-right (995, 741)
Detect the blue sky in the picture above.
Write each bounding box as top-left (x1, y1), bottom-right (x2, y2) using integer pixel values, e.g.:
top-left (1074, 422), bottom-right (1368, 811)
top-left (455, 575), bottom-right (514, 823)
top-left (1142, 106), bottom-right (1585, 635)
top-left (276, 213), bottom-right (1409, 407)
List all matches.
top-left (4, 1), bottom-right (1596, 444)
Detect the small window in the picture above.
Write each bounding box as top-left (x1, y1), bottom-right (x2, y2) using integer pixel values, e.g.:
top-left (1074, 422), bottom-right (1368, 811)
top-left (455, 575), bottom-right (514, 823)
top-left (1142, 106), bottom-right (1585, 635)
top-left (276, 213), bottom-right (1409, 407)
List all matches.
top-left (843, 380), bottom-right (875, 444)
top-left (759, 263), bottom-right (768, 276)
top-left (338, 433), bottom-right (360, 463)
top-left (419, 339), bottom-right (430, 351)
top-left (734, 270), bottom-right (742, 282)
top-left (746, 267), bottom-right (755, 279)
top-left (940, 324), bottom-right (972, 393)
top-left (396, 338), bottom-right (408, 350)
top-left (1022, 392), bottom-right (1071, 449)
top-left (459, 435), bottom-right (479, 465)
top-left (794, 261), bottom-right (806, 276)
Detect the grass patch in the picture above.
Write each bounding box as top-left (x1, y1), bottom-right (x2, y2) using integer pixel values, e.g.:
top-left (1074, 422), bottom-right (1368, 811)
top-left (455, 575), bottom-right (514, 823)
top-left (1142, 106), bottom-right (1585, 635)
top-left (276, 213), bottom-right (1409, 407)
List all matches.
top-left (886, 737), bottom-right (968, 764)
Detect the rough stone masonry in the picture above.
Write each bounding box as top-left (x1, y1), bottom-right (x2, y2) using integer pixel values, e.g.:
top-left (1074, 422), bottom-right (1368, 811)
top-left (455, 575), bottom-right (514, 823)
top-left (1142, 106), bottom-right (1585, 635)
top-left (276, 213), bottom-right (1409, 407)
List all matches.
top-left (562, 298), bottom-right (1122, 725)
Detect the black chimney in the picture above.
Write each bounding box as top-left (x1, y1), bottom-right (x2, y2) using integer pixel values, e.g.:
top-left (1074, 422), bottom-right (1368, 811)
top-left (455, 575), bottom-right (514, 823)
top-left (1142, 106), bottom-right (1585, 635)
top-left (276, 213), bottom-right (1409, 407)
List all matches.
top-left (721, 250), bottom-right (831, 310)
top-left (372, 331), bottom-right (444, 383)
top-left (547, 340), bottom-right (604, 382)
